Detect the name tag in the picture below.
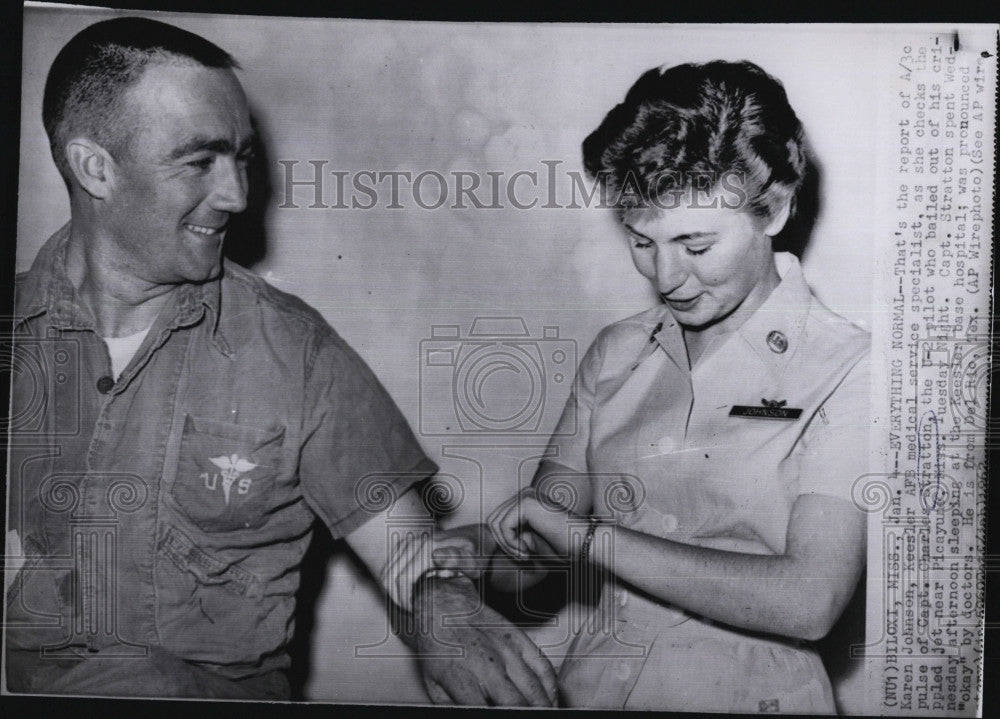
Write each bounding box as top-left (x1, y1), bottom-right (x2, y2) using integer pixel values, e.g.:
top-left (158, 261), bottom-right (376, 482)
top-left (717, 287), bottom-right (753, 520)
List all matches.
top-left (729, 405), bottom-right (803, 420)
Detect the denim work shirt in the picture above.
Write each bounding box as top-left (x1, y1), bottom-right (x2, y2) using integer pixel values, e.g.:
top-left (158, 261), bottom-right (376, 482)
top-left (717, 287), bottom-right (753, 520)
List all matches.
top-left (5, 224), bottom-right (436, 688)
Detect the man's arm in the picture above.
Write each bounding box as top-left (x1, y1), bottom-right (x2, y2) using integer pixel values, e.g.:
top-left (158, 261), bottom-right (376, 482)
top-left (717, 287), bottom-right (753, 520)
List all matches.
top-left (344, 484), bottom-right (558, 706)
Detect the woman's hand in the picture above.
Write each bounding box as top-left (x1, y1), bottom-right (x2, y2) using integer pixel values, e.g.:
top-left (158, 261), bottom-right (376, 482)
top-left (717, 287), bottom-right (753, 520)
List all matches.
top-left (487, 487), bottom-right (568, 559)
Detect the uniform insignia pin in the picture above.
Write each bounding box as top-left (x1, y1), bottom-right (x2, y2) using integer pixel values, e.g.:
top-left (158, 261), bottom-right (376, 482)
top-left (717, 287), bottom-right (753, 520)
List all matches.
top-left (766, 330), bottom-right (788, 353)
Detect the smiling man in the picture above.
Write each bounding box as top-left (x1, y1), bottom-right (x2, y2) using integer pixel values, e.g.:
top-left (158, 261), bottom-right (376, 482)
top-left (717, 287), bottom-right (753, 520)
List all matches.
top-left (4, 18), bottom-right (555, 704)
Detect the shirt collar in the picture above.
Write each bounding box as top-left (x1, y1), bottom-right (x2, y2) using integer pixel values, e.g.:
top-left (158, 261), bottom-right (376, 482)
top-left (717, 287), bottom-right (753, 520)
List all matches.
top-left (15, 222), bottom-right (230, 356)
top-left (732, 252), bottom-right (812, 377)
top-left (645, 252), bottom-right (813, 376)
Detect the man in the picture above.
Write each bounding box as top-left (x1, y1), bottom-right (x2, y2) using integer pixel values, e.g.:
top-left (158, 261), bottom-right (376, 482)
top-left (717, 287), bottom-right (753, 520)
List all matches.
top-left (3, 17), bottom-right (555, 704)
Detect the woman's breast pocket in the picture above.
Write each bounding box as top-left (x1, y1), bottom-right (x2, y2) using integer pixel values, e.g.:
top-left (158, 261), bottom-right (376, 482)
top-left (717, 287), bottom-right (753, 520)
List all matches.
top-left (169, 415), bottom-right (286, 533)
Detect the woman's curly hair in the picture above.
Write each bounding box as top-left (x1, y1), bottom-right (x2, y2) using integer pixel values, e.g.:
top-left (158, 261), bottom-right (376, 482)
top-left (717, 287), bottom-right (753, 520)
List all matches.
top-left (583, 60), bottom-right (806, 220)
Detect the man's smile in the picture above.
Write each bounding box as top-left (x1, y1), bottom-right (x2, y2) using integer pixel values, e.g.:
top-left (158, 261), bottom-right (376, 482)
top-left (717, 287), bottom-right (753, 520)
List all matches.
top-left (184, 222), bottom-right (226, 236)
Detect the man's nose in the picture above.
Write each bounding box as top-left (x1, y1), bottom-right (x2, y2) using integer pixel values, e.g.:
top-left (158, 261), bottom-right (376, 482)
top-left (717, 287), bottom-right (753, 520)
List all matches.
top-left (209, 157), bottom-right (248, 214)
top-left (654, 245), bottom-right (687, 295)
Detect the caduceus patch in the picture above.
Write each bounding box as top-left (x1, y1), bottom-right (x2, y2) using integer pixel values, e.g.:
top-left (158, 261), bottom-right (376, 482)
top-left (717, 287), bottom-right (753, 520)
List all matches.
top-left (202, 454), bottom-right (258, 504)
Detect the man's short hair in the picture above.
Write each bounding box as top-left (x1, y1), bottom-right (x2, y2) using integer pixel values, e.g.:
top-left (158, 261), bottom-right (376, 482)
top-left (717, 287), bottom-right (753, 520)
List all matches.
top-left (582, 60), bottom-right (806, 220)
top-left (43, 17), bottom-right (239, 186)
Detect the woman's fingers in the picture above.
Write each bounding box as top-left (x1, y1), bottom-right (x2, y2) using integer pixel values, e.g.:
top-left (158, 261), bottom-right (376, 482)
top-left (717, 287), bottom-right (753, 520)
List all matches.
top-left (488, 489), bottom-right (537, 558)
top-left (487, 500), bottom-right (517, 555)
top-left (431, 541), bottom-right (487, 572)
top-left (431, 545), bottom-right (463, 569)
top-left (490, 509), bottom-right (523, 557)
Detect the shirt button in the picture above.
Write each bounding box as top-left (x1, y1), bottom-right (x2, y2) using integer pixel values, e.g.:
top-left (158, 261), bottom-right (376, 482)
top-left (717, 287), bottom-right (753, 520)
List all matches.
top-left (96, 376), bottom-right (115, 394)
top-left (618, 589), bottom-right (629, 607)
top-left (655, 435), bottom-right (675, 454)
top-left (660, 513), bottom-right (679, 533)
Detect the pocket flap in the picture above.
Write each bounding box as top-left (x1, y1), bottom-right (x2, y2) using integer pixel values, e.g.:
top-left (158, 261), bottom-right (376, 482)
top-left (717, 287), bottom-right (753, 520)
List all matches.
top-left (159, 526), bottom-right (263, 599)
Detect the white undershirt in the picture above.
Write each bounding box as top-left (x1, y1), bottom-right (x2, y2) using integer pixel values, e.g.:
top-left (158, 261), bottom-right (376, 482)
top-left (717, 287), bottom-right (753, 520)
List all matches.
top-left (103, 326), bottom-right (152, 379)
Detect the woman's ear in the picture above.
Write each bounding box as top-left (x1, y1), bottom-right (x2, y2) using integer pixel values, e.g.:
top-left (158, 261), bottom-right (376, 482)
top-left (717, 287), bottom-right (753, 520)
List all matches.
top-left (763, 198), bottom-right (792, 237)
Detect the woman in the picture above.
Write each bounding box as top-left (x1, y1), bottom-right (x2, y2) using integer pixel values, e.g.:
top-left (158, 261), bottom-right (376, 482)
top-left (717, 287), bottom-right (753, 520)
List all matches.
top-left (436, 60), bottom-right (870, 713)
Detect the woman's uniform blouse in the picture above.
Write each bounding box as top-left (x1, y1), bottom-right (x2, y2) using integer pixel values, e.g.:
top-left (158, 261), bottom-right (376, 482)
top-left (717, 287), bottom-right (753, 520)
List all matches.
top-left (546, 253), bottom-right (870, 712)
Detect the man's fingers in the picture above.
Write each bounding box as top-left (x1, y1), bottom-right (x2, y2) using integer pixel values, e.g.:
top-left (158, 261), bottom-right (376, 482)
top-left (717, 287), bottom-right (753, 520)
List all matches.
top-left (424, 679), bottom-right (452, 705)
top-left (498, 650), bottom-right (555, 707)
top-left (479, 670), bottom-right (530, 707)
top-left (522, 645), bottom-right (559, 705)
top-left (437, 668), bottom-right (490, 706)
top-left (464, 645), bottom-right (530, 707)
top-left (503, 627), bottom-right (559, 705)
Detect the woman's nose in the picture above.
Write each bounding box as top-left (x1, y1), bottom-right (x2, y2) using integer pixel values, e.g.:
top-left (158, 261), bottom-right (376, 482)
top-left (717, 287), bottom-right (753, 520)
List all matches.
top-left (654, 245), bottom-right (687, 295)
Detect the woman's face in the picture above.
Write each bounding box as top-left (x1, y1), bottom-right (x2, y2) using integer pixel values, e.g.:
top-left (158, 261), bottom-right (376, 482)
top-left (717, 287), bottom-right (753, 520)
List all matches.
top-left (623, 194), bottom-right (787, 336)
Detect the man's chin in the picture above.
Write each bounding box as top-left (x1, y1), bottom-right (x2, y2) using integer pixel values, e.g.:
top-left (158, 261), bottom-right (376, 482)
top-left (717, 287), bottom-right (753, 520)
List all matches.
top-left (182, 260), bottom-right (224, 284)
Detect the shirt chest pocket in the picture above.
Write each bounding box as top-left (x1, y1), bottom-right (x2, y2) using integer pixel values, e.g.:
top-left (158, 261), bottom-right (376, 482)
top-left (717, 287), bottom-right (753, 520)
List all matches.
top-left (170, 415), bottom-right (286, 533)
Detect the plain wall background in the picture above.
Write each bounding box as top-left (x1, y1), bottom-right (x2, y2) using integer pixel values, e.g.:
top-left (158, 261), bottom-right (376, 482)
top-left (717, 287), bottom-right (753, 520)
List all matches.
top-left (18, 6), bottom-right (878, 704)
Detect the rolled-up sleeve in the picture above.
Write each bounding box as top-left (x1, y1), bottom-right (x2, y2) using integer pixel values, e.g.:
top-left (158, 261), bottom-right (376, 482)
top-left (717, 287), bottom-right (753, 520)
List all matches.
top-left (298, 326), bottom-right (438, 539)
top-left (796, 353), bottom-right (871, 503)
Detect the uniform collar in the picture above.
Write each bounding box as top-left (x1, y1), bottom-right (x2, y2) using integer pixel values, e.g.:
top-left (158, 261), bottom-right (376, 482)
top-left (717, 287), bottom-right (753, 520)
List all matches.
top-left (644, 252), bottom-right (812, 376)
top-left (732, 252), bottom-right (811, 377)
top-left (15, 222), bottom-right (230, 356)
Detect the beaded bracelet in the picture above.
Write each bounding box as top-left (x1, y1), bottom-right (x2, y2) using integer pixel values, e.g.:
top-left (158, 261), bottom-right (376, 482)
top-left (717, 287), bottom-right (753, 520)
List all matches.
top-left (579, 515), bottom-right (599, 565)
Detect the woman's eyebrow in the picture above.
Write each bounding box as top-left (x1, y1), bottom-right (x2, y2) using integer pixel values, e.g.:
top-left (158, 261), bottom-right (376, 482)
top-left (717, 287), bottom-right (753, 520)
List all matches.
top-left (623, 225), bottom-right (717, 242)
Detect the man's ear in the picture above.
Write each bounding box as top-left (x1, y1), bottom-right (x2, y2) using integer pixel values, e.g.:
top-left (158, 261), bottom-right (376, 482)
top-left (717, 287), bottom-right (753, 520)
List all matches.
top-left (763, 197), bottom-right (792, 237)
top-left (65, 138), bottom-right (116, 199)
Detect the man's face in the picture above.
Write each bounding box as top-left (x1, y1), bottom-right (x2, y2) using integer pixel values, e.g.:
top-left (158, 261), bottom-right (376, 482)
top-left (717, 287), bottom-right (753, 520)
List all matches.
top-left (101, 62), bottom-right (253, 285)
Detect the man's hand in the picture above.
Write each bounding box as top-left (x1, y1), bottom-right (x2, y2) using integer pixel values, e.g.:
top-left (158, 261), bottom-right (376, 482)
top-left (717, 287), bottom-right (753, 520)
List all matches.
top-left (410, 574), bottom-right (558, 706)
